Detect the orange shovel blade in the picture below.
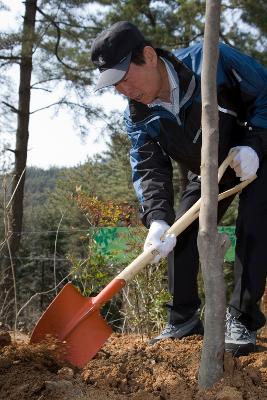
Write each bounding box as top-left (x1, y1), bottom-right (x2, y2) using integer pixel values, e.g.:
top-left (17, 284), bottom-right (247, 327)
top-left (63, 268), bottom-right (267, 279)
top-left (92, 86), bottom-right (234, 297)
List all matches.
top-left (63, 307), bottom-right (112, 367)
top-left (30, 283), bottom-right (113, 367)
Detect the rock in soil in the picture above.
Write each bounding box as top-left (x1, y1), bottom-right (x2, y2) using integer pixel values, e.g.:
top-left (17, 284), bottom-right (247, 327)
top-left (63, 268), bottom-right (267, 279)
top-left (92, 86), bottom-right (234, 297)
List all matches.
top-left (0, 330), bottom-right (12, 348)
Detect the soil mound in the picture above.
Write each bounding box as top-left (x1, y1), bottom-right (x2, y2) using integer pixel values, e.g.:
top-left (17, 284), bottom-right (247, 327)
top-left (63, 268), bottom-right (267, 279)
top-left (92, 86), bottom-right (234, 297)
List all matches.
top-left (0, 330), bottom-right (266, 400)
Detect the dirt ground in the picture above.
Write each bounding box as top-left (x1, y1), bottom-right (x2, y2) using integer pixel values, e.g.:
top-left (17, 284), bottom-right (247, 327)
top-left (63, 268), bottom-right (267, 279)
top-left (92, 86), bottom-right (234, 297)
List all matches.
top-left (0, 329), bottom-right (266, 400)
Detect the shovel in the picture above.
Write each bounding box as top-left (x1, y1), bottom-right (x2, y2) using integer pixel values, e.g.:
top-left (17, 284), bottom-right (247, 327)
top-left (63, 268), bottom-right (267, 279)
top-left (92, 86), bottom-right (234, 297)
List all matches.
top-left (30, 154), bottom-right (256, 367)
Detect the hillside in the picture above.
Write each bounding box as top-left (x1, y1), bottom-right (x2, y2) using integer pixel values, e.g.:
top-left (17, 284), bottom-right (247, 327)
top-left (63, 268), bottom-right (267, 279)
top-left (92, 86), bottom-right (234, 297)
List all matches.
top-left (23, 166), bottom-right (65, 207)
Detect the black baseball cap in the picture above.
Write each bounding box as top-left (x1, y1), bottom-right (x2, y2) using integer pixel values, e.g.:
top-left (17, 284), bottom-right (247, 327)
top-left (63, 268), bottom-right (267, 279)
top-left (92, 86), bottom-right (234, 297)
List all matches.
top-left (91, 21), bottom-right (145, 91)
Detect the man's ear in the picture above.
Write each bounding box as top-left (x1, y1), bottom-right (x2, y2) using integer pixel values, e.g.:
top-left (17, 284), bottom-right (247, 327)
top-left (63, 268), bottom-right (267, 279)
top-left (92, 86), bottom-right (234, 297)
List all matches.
top-left (143, 46), bottom-right (158, 66)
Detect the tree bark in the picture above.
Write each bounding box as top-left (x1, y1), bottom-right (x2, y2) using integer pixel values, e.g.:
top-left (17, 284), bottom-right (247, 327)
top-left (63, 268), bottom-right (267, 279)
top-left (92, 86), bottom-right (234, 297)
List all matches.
top-left (0, 0), bottom-right (37, 324)
top-left (197, 0), bottom-right (228, 389)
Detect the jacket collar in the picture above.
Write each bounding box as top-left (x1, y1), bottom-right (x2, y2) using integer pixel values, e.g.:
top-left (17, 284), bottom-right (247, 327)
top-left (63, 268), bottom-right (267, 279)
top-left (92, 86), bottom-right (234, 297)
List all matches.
top-left (156, 48), bottom-right (195, 101)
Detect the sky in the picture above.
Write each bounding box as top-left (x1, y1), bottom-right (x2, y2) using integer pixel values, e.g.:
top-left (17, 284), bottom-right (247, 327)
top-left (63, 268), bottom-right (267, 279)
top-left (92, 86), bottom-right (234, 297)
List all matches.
top-left (2, 1), bottom-right (126, 169)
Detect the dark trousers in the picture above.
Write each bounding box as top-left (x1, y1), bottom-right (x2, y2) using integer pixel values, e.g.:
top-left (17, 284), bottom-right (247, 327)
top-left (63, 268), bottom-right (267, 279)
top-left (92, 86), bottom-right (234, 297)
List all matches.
top-left (167, 158), bottom-right (267, 331)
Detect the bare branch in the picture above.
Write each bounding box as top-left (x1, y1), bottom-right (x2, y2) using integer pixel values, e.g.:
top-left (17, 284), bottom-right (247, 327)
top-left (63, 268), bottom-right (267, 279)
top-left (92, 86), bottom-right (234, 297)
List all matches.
top-left (30, 100), bottom-right (94, 114)
top-left (52, 20), bottom-right (99, 31)
top-left (6, 168), bottom-right (26, 210)
top-left (16, 272), bottom-right (72, 321)
top-left (53, 211), bottom-right (65, 294)
top-left (0, 61), bottom-right (16, 68)
top-left (31, 86), bottom-right (52, 92)
top-left (31, 76), bottom-right (65, 87)
top-left (29, 101), bottom-right (65, 114)
top-left (5, 148), bottom-right (17, 154)
top-left (2, 101), bottom-right (19, 114)
top-left (36, 6), bottom-right (84, 72)
top-left (2, 180), bottom-right (18, 330)
top-left (0, 55), bottom-right (21, 60)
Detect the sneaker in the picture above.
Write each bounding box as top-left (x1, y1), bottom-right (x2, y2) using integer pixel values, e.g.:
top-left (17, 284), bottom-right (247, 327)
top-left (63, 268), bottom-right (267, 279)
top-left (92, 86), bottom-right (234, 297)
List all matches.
top-left (225, 310), bottom-right (257, 356)
top-left (150, 313), bottom-right (204, 345)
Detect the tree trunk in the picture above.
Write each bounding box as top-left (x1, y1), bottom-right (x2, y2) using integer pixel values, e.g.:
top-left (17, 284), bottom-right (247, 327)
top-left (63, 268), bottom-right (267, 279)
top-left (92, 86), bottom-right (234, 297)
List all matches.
top-left (197, 0), bottom-right (227, 389)
top-left (0, 0), bottom-right (37, 325)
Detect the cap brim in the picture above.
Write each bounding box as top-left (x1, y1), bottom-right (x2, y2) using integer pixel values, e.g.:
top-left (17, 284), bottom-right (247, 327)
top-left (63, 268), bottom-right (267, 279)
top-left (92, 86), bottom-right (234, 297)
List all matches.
top-left (94, 52), bottom-right (131, 91)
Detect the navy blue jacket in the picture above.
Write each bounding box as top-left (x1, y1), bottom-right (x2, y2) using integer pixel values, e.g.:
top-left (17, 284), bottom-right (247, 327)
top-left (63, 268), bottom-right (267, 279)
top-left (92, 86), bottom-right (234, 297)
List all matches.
top-left (124, 42), bottom-right (267, 227)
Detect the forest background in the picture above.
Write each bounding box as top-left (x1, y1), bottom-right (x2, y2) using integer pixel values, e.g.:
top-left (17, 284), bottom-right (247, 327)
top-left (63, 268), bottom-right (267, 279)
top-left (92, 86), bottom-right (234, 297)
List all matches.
top-left (0, 0), bottom-right (266, 335)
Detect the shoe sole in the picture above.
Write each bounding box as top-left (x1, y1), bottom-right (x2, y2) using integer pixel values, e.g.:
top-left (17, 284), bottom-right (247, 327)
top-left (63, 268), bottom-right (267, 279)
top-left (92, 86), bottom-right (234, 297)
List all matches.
top-left (225, 342), bottom-right (256, 357)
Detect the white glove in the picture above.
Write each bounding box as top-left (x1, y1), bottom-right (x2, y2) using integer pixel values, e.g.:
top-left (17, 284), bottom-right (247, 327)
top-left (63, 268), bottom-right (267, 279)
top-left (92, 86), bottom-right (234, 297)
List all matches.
top-left (229, 146), bottom-right (259, 181)
top-left (144, 220), bottom-right (176, 263)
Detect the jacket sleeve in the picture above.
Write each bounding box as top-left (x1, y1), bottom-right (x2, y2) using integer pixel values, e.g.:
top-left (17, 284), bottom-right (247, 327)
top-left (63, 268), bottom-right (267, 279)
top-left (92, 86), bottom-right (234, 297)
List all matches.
top-left (125, 120), bottom-right (175, 228)
top-left (219, 43), bottom-right (267, 160)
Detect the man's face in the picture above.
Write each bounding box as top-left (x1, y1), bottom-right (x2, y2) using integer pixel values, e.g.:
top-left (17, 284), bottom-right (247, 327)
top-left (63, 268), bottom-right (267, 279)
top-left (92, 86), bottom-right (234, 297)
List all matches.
top-left (114, 47), bottom-right (163, 104)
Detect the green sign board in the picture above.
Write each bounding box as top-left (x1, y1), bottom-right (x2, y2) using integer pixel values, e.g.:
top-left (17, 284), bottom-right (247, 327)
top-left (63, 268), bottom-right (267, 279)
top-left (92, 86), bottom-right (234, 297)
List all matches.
top-left (93, 226), bottom-right (236, 264)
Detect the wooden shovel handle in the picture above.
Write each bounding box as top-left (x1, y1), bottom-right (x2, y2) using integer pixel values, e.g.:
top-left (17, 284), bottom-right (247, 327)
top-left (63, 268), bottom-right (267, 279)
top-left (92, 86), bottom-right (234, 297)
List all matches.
top-left (116, 153), bottom-right (256, 283)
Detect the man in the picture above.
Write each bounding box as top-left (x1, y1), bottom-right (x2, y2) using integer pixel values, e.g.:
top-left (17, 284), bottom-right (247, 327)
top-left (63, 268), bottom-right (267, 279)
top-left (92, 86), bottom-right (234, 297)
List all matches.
top-left (91, 21), bottom-right (267, 355)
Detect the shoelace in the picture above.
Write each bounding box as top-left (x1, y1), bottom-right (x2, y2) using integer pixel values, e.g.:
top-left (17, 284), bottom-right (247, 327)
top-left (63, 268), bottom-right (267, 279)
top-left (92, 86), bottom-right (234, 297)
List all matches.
top-left (161, 324), bottom-right (177, 334)
top-left (226, 313), bottom-right (252, 340)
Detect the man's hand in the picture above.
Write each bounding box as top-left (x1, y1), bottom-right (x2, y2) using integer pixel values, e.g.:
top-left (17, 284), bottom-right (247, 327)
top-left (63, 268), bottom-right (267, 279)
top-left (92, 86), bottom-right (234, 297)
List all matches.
top-left (229, 146), bottom-right (259, 181)
top-left (144, 220), bottom-right (176, 263)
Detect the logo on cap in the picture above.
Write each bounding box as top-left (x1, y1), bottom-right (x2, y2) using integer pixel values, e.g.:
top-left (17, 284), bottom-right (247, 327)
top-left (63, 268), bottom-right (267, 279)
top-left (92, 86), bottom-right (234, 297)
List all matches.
top-left (98, 55), bottom-right (105, 66)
